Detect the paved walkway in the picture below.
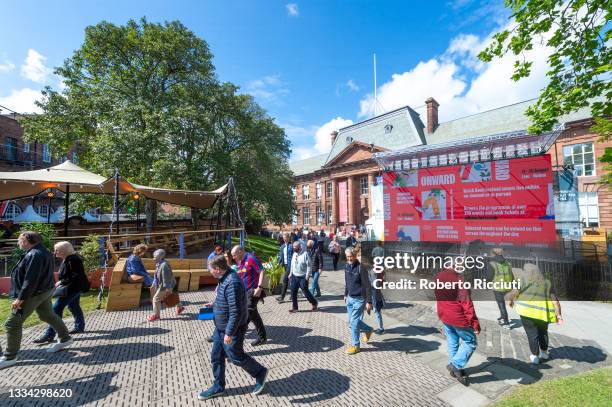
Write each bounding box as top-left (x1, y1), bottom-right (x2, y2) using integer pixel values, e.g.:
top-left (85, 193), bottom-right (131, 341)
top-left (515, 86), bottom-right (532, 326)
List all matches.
top-left (0, 256), bottom-right (609, 406)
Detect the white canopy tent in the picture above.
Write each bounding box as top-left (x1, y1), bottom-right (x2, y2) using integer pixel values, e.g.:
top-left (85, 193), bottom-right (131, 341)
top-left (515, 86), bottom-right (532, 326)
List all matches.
top-left (0, 161), bottom-right (228, 233)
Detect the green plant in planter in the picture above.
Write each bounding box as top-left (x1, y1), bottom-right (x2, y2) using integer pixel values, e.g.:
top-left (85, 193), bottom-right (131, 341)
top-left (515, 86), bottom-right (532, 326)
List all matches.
top-left (10, 222), bottom-right (57, 269)
top-left (79, 234), bottom-right (101, 277)
top-left (264, 254), bottom-right (284, 293)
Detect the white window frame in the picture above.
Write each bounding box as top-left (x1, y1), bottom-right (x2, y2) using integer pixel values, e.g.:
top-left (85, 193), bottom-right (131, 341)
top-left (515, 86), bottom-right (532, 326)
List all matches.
top-left (578, 192), bottom-right (599, 228)
top-left (42, 144), bottom-right (51, 163)
top-left (302, 184), bottom-right (310, 200)
top-left (326, 182), bottom-right (332, 198)
top-left (303, 207), bottom-right (310, 225)
top-left (72, 152), bottom-right (79, 164)
top-left (291, 186), bottom-right (297, 201)
top-left (327, 202), bottom-right (333, 224)
top-left (36, 204), bottom-right (51, 218)
top-left (23, 143), bottom-right (30, 153)
top-left (563, 143), bottom-right (595, 177)
top-left (360, 176), bottom-right (368, 196)
top-left (315, 183), bottom-right (322, 200)
top-left (1, 202), bottom-right (22, 220)
top-left (316, 206), bottom-right (324, 225)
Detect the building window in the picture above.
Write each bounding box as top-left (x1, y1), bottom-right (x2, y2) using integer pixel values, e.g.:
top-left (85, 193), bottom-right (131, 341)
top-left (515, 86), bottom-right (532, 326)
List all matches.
top-left (1, 202), bottom-right (22, 220)
top-left (315, 183), bottom-right (322, 200)
top-left (563, 143), bottom-right (595, 176)
top-left (36, 204), bottom-right (51, 218)
top-left (326, 182), bottom-right (332, 198)
top-left (291, 186), bottom-right (297, 201)
top-left (302, 184), bottom-right (309, 200)
top-left (23, 143), bottom-right (30, 153)
top-left (316, 206), bottom-right (324, 225)
top-left (360, 176), bottom-right (368, 195)
top-left (292, 212), bottom-right (297, 225)
top-left (303, 207), bottom-right (310, 225)
top-left (327, 202), bottom-right (333, 224)
top-left (42, 144), bottom-right (51, 163)
top-left (6, 137), bottom-right (17, 161)
top-left (72, 152), bottom-right (79, 164)
top-left (578, 192), bottom-right (599, 228)
top-left (384, 124), bottom-right (393, 134)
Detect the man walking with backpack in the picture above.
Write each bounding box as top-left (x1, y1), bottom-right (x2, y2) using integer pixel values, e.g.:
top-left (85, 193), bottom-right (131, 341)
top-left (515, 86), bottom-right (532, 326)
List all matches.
top-left (488, 248), bottom-right (514, 329)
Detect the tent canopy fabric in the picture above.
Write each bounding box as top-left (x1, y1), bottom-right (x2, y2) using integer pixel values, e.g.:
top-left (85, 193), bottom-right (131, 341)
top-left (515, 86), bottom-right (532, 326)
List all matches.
top-left (0, 161), bottom-right (227, 209)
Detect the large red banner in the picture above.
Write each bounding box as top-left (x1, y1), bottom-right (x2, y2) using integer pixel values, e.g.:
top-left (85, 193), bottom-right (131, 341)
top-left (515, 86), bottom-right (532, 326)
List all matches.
top-left (338, 181), bottom-right (348, 223)
top-left (383, 155), bottom-right (556, 243)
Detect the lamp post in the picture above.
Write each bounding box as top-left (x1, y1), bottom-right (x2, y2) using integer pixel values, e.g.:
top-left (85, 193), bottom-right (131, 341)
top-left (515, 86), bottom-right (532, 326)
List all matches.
top-left (46, 189), bottom-right (55, 224)
top-left (133, 193), bottom-right (140, 231)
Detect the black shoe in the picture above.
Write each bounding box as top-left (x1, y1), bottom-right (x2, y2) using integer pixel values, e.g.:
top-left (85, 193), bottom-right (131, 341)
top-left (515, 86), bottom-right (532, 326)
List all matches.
top-left (276, 297), bottom-right (284, 303)
top-left (68, 329), bottom-right (84, 335)
top-left (251, 338), bottom-right (267, 346)
top-left (446, 364), bottom-right (468, 386)
top-left (206, 336), bottom-right (214, 343)
top-left (33, 336), bottom-right (54, 345)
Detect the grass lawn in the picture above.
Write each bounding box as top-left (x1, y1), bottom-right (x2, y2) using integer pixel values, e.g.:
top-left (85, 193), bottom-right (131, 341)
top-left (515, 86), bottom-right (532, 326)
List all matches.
top-left (0, 290), bottom-right (107, 334)
top-left (234, 235), bottom-right (279, 262)
top-left (494, 367), bottom-right (612, 407)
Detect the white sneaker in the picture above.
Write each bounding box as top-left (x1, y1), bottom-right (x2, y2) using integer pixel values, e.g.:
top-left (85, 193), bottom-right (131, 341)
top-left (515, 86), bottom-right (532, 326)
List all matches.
top-left (538, 350), bottom-right (549, 360)
top-left (529, 354), bottom-right (540, 365)
top-left (0, 356), bottom-right (18, 369)
top-left (46, 337), bottom-right (73, 353)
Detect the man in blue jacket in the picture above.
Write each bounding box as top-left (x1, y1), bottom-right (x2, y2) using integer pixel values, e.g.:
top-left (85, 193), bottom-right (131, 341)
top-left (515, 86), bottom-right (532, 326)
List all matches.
top-left (276, 232), bottom-right (293, 303)
top-left (0, 231), bottom-right (73, 369)
top-left (199, 255), bottom-right (268, 400)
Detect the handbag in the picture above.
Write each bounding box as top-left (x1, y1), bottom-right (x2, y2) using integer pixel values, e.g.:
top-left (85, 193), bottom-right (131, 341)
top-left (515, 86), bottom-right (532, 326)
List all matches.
top-left (52, 284), bottom-right (69, 298)
top-left (163, 292), bottom-right (180, 307)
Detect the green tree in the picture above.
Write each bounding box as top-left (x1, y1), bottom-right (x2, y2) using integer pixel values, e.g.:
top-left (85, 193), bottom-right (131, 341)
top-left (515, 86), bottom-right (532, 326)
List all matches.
top-left (478, 0), bottom-right (610, 134)
top-left (20, 18), bottom-right (292, 225)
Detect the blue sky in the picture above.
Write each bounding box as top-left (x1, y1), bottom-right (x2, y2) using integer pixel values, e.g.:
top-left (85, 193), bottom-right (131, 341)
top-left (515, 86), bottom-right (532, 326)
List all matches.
top-left (0, 1), bottom-right (552, 161)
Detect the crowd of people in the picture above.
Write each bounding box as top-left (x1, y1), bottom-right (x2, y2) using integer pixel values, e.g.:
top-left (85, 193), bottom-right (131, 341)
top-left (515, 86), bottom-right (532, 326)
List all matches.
top-left (0, 228), bottom-right (564, 395)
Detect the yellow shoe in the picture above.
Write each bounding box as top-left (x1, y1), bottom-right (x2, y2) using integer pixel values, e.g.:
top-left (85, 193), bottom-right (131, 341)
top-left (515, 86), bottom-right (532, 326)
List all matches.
top-left (346, 345), bottom-right (360, 355)
top-left (363, 330), bottom-right (373, 343)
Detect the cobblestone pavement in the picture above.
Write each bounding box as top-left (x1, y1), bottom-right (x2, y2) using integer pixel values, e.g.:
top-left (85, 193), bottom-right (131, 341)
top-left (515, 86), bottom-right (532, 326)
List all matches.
top-left (0, 255), bottom-right (609, 407)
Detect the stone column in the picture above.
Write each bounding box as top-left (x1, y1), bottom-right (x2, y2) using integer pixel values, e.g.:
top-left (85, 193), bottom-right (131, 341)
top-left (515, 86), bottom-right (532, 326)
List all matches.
top-left (331, 179), bottom-right (338, 230)
top-left (368, 173), bottom-right (375, 218)
top-left (347, 176), bottom-right (355, 226)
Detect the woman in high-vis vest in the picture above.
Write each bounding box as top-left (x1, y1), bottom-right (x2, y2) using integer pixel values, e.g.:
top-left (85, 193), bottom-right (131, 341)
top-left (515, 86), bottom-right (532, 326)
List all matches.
top-left (508, 263), bottom-right (562, 365)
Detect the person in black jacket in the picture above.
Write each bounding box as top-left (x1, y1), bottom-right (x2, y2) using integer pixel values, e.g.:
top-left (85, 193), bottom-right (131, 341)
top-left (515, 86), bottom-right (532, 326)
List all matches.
top-left (198, 255), bottom-right (268, 401)
top-left (1, 232), bottom-right (73, 369)
top-left (344, 246), bottom-right (373, 355)
top-left (34, 241), bottom-right (90, 343)
top-left (307, 240), bottom-right (324, 298)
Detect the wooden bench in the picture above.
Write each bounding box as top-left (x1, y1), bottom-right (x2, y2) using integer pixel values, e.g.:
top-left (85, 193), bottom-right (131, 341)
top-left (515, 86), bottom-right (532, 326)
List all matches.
top-left (174, 232), bottom-right (215, 255)
top-left (105, 257), bottom-right (214, 312)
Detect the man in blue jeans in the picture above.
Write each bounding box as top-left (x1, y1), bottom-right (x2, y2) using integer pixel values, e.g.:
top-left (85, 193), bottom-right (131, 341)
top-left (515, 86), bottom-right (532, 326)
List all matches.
top-left (344, 247), bottom-right (373, 355)
top-left (199, 255), bottom-right (268, 401)
top-left (434, 266), bottom-right (481, 385)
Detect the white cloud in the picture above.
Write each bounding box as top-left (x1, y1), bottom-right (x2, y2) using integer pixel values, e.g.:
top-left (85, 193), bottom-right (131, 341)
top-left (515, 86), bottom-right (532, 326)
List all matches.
top-left (0, 61), bottom-right (15, 73)
top-left (346, 79), bottom-right (359, 92)
top-left (285, 116), bottom-right (353, 160)
top-left (245, 74), bottom-right (289, 104)
top-left (21, 49), bottom-right (51, 83)
top-left (286, 3), bottom-right (299, 16)
top-left (314, 117), bottom-right (353, 153)
top-left (359, 22), bottom-right (552, 123)
top-left (0, 88), bottom-right (43, 113)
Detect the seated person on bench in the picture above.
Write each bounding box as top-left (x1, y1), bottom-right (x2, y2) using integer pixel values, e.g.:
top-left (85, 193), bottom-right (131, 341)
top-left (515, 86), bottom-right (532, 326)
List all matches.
top-left (126, 244), bottom-right (153, 287)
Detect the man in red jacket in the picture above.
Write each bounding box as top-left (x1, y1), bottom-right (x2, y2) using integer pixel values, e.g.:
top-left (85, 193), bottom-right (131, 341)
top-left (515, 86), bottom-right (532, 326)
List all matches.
top-left (434, 267), bottom-right (480, 386)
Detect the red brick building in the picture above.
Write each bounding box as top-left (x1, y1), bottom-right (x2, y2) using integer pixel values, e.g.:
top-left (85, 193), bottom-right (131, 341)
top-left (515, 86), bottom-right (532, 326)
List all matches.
top-left (289, 98), bottom-right (611, 235)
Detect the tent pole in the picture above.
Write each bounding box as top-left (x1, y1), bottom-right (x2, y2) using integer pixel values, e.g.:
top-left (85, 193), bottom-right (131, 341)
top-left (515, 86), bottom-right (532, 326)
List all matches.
top-left (63, 184), bottom-right (70, 236)
top-left (114, 170), bottom-right (120, 235)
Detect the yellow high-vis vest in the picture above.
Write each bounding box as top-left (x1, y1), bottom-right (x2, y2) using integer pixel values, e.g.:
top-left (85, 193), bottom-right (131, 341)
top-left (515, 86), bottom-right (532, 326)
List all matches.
top-left (515, 279), bottom-right (557, 323)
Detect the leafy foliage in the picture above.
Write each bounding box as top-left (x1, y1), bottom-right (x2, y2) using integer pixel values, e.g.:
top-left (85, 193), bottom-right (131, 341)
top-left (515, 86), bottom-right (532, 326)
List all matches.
top-left (20, 17), bottom-right (293, 225)
top-left (79, 234), bottom-right (102, 275)
top-left (10, 222), bottom-right (57, 268)
top-left (263, 254), bottom-right (285, 291)
top-left (478, 0), bottom-right (610, 134)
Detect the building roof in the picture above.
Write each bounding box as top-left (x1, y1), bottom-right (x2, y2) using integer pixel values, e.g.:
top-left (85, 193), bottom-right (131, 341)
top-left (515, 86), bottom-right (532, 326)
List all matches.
top-left (289, 153), bottom-right (328, 176)
top-left (426, 98), bottom-right (594, 145)
top-left (324, 106), bottom-right (425, 165)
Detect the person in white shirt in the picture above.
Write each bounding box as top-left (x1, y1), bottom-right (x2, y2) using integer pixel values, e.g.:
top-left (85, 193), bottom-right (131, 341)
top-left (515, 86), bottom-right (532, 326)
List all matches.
top-left (288, 241), bottom-right (318, 313)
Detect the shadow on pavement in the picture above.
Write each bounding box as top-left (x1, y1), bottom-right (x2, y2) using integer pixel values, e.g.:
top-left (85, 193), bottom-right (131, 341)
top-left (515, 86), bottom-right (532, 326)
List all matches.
top-left (79, 327), bottom-right (171, 341)
top-left (0, 371), bottom-right (119, 406)
top-left (467, 357), bottom-right (546, 384)
top-left (367, 325), bottom-right (442, 354)
top-left (223, 368), bottom-right (350, 403)
top-left (248, 325), bottom-right (343, 356)
top-left (549, 345), bottom-right (608, 364)
top-left (17, 342), bottom-right (174, 366)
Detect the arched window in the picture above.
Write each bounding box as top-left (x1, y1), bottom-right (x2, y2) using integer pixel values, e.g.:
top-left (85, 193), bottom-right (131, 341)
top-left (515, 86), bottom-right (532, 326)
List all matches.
top-left (1, 202), bottom-right (22, 220)
top-left (35, 204), bottom-right (52, 218)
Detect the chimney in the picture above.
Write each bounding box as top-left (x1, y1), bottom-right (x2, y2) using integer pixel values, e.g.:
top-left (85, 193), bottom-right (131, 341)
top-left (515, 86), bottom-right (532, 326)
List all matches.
top-left (425, 97), bottom-right (439, 134)
top-left (331, 130), bottom-right (339, 145)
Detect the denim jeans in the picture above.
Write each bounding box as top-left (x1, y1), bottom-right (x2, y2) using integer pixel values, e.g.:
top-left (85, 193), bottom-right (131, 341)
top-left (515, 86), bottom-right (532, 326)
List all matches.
top-left (443, 324), bottom-right (477, 369)
top-left (310, 271), bottom-right (321, 297)
top-left (43, 290), bottom-right (85, 339)
top-left (346, 296), bottom-right (372, 347)
top-left (291, 276), bottom-right (318, 310)
top-left (210, 325), bottom-right (266, 392)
